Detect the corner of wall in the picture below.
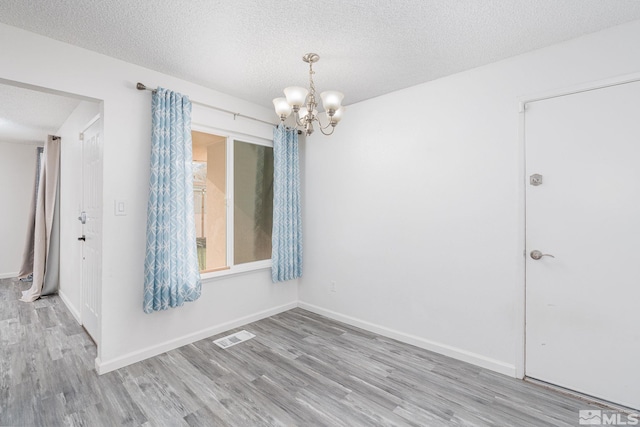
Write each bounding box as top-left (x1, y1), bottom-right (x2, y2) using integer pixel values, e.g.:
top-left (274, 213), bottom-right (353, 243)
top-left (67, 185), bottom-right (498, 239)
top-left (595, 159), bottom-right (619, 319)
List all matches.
top-left (58, 289), bottom-right (82, 324)
top-left (95, 300), bottom-right (297, 374)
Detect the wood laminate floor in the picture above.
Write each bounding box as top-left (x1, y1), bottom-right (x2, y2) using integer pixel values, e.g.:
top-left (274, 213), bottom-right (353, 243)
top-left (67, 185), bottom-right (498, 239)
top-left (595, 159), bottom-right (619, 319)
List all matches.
top-left (1, 277), bottom-right (605, 426)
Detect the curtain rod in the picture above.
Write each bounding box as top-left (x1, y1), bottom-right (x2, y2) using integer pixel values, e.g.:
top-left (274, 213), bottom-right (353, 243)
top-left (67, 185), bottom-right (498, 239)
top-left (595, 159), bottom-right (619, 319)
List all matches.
top-left (136, 82), bottom-right (275, 127)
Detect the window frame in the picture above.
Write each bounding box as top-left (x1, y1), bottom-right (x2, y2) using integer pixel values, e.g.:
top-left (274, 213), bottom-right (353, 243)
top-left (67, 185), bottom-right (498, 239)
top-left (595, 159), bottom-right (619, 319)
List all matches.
top-left (191, 124), bottom-right (273, 281)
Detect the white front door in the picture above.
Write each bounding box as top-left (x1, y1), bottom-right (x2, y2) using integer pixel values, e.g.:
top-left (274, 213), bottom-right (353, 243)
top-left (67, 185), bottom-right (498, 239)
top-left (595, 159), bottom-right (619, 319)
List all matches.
top-left (525, 80), bottom-right (640, 410)
top-left (80, 115), bottom-right (102, 343)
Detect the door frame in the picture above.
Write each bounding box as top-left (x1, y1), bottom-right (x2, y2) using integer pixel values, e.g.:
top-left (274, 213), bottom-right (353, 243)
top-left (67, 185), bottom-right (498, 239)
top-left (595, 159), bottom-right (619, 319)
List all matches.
top-left (515, 71), bottom-right (640, 379)
top-left (0, 77), bottom-right (105, 368)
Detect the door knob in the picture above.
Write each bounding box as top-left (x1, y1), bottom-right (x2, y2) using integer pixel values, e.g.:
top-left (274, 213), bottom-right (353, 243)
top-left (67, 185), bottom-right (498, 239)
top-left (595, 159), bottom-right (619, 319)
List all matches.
top-left (530, 250), bottom-right (554, 260)
top-left (78, 235), bottom-right (86, 241)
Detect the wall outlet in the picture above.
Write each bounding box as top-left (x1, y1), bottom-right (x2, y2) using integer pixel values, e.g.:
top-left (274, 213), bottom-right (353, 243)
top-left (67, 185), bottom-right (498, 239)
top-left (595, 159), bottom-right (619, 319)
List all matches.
top-left (330, 281), bottom-right (337, 292)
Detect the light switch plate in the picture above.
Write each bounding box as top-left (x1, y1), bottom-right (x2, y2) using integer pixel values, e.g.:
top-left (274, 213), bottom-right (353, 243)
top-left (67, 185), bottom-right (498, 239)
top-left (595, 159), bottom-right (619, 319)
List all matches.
top-left (114, 200), bottom-right (127, 216)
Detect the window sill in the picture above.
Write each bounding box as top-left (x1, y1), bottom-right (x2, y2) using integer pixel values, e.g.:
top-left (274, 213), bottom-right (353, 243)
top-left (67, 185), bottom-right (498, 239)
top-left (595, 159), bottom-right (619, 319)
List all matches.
top-left (200, 260), bottom-right (272, 282)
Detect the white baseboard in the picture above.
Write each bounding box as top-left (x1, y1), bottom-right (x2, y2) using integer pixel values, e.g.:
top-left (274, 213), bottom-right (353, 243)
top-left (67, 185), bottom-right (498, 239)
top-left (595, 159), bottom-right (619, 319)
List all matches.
top-left (58, 290), bottom-right (82, 324)
top-left (93, 299), bottom-right (516, 377)
top-left (0, 272), bottom-right (18, 279)
top-left (298, 301), bottom-right (516, 377)
top-left (95, 301), bottom-right (298, 375)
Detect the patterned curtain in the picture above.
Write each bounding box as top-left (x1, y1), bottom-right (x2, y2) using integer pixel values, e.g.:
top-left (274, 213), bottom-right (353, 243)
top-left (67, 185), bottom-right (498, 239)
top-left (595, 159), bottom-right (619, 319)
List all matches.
top-left (271, 124), bottom-right (303, 282)
top-left (144, 87), bottom-right (201, 313)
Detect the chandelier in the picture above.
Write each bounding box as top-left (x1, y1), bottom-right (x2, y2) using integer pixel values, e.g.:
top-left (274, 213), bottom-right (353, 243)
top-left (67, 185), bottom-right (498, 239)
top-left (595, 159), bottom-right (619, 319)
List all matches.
top-left (273, 53), bottom-right (345, 136)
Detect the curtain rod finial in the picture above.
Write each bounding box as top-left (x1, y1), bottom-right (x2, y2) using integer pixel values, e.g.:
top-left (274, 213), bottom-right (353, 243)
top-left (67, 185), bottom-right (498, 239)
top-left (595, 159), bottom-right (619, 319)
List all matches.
top-left (136, 82), bottom-right (147, 91)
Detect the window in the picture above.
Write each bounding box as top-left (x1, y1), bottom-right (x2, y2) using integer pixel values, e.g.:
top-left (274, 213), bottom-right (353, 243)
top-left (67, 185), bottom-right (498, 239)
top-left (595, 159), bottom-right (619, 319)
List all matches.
top-left (192, 130), bottom-right (273, 276)
top-left (233, 140), bottom-right (274, 264)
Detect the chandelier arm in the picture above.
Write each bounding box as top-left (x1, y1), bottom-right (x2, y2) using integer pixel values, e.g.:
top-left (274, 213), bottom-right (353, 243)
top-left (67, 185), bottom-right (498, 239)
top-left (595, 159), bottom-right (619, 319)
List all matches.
top-left (314, 112), bottom-right (333, 130)
top-left (318, 125), bottom-right (335, 136)
top-left (292, 111), bottom-right (305, 128)
top-left (321, 120), bottom-right (334, 130)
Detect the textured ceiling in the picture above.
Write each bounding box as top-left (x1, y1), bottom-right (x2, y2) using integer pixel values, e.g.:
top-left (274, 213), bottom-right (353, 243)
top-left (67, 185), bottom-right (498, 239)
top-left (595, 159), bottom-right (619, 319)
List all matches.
top-left (1, 1), bottom-right (640, 110)
top-left (0, 83), bottom-right (81, 144)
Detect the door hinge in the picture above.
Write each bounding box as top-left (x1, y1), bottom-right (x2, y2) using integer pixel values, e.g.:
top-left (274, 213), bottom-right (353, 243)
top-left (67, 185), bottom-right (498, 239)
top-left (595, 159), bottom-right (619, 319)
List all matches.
top-left (79, 132), bottom-right (84, 141)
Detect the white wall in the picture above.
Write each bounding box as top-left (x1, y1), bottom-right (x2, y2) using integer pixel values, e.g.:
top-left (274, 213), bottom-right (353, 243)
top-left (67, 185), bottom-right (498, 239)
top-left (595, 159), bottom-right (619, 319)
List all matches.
top-left (0, 141), bottom-right (39, 278)
top-left (299, 19), bottom-right (640, 376)
top-left (57, 101), bottom-right (100, 321)
top-left (0, 23), bottom-right (298, 373)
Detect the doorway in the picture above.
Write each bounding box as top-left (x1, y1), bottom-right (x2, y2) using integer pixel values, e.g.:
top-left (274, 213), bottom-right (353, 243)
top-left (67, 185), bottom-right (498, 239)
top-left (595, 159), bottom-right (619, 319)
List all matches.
top-left (0, 80), bottom-right (103, 347)
top-left (524, 78), bottom-right (640, 410)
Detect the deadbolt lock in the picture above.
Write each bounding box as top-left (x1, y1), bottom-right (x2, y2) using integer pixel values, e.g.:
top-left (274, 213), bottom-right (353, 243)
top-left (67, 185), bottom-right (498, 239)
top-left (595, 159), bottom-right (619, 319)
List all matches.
top-left (530, 174), bottom-right (543, 186)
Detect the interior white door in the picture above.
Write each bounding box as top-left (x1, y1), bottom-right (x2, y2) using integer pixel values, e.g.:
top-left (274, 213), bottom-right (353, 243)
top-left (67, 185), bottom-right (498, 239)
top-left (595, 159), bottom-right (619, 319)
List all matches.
top-left (80, 115), bottom-right (102, 343)
top-left (525, 81), bottom-right (640, 410)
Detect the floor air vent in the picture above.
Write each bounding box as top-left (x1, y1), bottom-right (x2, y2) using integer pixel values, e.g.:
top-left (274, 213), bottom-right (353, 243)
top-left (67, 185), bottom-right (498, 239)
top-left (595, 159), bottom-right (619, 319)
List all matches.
top-left (213, 330), bottom-right (255, 349)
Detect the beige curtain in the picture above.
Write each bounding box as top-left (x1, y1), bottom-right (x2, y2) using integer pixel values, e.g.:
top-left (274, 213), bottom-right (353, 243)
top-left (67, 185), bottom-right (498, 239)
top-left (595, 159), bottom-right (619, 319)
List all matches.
top-left (19, 135), bottom-right (61, 302)
top-left (18, 147), bottom-right (42, 279)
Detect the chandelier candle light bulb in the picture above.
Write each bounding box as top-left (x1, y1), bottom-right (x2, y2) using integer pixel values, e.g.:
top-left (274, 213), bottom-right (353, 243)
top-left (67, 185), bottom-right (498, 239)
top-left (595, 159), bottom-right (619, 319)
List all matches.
top-left (273, 53), bottom-right (345, 136)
